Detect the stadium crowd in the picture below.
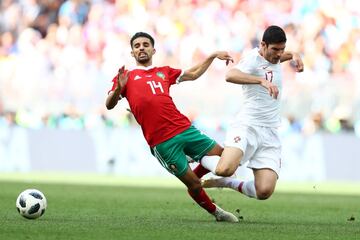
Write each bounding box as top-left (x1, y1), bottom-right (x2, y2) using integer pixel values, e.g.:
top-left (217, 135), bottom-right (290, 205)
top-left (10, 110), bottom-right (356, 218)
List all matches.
top-left (0, 0), bottom-right (359, 137)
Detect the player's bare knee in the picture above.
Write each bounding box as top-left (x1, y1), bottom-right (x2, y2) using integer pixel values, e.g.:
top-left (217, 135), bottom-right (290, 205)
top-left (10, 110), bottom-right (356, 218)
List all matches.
top-left (256, 187), bottom-right (273, 200)
top-left (215, 165), bottom-right (235, 177)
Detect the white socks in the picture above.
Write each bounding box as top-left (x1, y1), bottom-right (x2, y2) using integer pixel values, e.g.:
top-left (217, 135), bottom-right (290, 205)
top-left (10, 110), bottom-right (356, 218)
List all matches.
top-left (200, 156), bottom-right (257, 199)
top-left (239, 180), bottom-right (257, 198)
top-left (200, 155), bottom-right (220, 174)
top-left (207, 178), bottom-right (257, 199)
top-left (218, 177), bottom-right (242, 189)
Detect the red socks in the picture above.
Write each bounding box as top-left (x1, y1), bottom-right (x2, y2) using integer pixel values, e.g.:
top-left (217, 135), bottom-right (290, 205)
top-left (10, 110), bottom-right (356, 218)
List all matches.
top-left (188, 187), bottom-right (216, 213)
top-left (190, 164), bottom-right (214, 213)
top-left (193, 164), bottom-right (210, 178)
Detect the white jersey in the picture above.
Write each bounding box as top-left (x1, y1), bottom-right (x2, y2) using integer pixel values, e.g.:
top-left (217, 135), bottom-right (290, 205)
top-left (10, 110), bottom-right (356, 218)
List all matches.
top-left (233, 48), bottom-right (283, 128)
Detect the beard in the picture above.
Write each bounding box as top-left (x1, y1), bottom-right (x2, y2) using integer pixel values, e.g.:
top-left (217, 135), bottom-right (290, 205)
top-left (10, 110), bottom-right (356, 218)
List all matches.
top-left (266, 53), bottom-right (279, 64)
top-left (137, 57), bottom-right (150, 64)
top-left (136, 54), bottom-right (151, 64)
top-left (271, 57), bottom-right (280, 64)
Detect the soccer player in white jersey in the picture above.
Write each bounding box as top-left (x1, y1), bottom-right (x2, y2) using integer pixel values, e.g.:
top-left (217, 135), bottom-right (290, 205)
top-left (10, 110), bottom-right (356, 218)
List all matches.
top-left (200, 25), bottom-right (304, 200)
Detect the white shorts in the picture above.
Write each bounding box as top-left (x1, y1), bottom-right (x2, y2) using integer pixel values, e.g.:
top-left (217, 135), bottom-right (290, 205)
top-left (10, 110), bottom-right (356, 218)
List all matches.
top-left (224, 124), bottom-right (281, 176)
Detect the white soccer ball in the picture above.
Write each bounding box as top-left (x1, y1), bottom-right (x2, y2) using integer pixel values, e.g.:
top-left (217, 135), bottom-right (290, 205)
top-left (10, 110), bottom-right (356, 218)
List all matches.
top-left (16, 189), bottom-right (47, 219)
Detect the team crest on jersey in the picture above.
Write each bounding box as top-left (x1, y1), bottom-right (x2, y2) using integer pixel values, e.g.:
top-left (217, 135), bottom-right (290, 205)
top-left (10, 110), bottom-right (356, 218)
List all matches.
top-left (156, 72), bottom-right (165, 79)
top-left (169, 164), bottom-right (178, 173)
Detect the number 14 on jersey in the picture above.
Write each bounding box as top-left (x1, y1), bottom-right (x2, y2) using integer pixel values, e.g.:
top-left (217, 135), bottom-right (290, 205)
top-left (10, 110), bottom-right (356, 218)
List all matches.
top-left (146, 81), bottom-right (164, 94)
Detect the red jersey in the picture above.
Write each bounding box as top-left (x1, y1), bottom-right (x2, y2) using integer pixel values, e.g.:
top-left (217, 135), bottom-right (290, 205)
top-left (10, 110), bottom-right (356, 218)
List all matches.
top-left (109, 66), bottom-right (191, 147)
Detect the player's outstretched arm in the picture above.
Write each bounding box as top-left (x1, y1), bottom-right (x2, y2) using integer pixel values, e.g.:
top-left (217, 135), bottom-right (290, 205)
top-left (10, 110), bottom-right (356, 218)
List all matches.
top-left (106, 66), bottom-right (128, 110)
top-left (226, 68), bottom-right (264, 85)
top-left (280, 51), bottom-right (304, 72)
top-left (226, 68), bottom-right (279, 99)
top-left (179, 51), bottom-right (233, 82)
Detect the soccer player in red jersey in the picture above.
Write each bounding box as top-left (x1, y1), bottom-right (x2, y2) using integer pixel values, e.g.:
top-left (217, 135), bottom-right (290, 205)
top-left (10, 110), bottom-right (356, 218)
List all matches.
top-left (106, 32), bottom-right (238, 222)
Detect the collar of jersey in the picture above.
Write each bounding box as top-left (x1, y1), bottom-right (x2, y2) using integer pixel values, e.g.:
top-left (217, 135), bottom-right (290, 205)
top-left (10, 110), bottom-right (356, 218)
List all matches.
top-left (129, 65), bottom-right (156, 71)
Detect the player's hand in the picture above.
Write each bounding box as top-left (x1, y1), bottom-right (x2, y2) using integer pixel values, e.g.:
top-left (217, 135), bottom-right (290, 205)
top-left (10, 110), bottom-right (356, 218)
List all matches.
top-left (215, 51), bottom-right (234, 66)
top-left (292, 53), bottom-right (304, 72)
top-left (260, 79), bottom-right (279, 99)
top-left (116, 66), bottom-right (129, 90)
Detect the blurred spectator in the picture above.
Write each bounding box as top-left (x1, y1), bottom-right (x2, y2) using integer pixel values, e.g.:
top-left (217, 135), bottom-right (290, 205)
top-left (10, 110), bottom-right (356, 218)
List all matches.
top-left (58, 0), bottom-right (90, 28)
top-left (30, 0), bottom-right (64, 38)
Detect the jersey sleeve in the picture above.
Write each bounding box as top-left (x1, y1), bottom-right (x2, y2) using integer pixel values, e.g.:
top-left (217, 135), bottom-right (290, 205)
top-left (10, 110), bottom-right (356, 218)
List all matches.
top-left (166, 66), bottom-right (183, 85)
top-left (108, 75), bottom-right (117, 94)
top-left (108, 71), bottom-right (127, 96)
top-left (235, 53), bottom-right (256, 74)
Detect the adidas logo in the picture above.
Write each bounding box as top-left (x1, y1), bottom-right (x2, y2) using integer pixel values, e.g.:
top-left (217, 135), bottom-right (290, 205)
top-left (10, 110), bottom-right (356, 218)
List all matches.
top-left (134, 75), bottom-right (141, 80)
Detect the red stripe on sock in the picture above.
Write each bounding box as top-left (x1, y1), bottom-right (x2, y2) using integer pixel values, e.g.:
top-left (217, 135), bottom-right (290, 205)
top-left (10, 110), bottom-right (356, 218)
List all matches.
top-left (238, 181), bottom-right (244, 193)
top-left (193, 164), bottom-right (210, 178)
top-left (188, 188), bottom-right (216, 213)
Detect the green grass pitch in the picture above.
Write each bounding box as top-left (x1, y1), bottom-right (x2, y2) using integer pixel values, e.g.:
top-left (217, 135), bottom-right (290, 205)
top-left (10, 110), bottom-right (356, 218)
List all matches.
top-left (0, 174), bottom-right (359, 240)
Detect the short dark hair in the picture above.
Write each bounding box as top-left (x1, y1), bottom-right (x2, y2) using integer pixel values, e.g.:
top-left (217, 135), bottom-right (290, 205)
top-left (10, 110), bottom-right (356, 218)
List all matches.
top-left (130, 32), bottom-right (155, 48)
top-left (262, 25), bottom-right (287, 45)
